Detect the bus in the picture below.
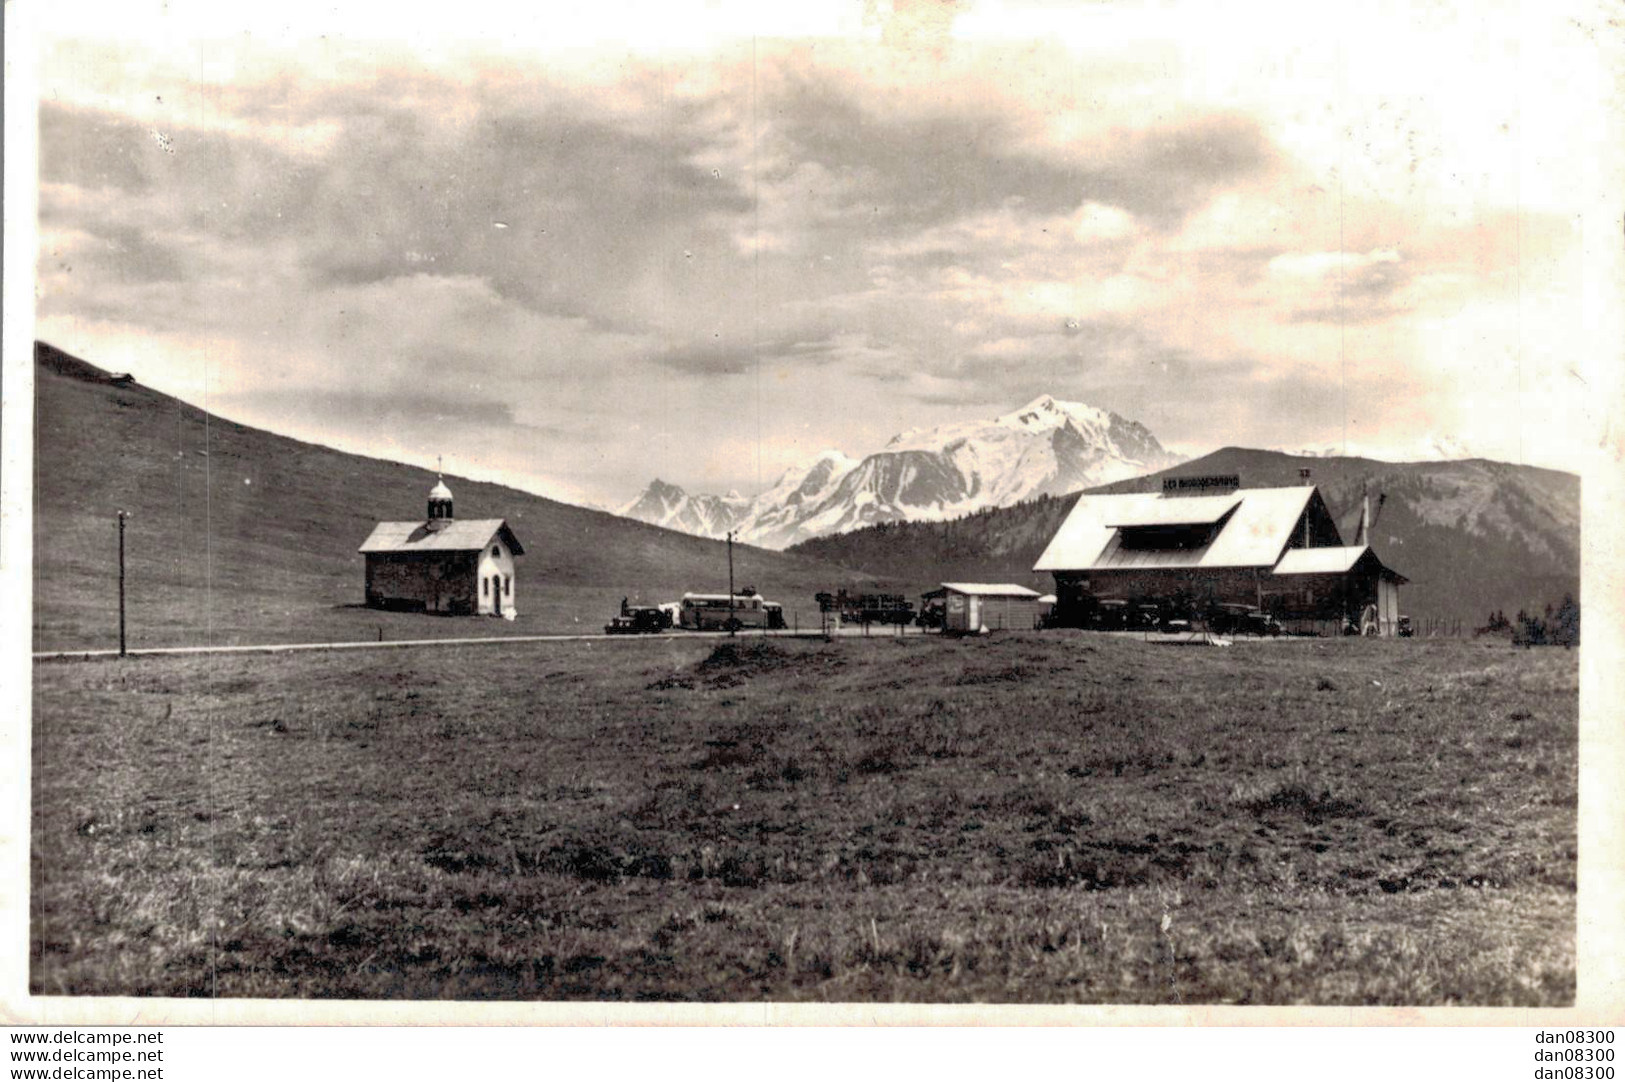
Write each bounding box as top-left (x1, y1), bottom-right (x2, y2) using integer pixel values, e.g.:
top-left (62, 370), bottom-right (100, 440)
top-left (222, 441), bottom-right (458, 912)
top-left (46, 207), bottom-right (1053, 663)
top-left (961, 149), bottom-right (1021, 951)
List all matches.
top-left (676, 592), bottom-right (785, 631)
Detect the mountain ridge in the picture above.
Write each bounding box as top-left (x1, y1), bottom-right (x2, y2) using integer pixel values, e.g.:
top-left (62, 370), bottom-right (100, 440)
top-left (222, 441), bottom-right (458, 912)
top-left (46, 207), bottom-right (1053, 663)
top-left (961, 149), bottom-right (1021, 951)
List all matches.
top-left (622, 394), bottom-right (1182, 548)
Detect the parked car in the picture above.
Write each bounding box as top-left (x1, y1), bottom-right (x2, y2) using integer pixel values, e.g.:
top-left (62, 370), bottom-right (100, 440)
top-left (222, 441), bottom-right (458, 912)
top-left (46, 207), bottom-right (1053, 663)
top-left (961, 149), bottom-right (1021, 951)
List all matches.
top-left (605, 604), bottom-right (672, 635)
top-left (1093, 599), bottom-right (1131, 630)
top-left (1132, 604), bottom-right (1164, 631)
top-left (1248, 611), bottom-right (1283, 637)
top-left (1207, 603), bottom-right (1248, 635)
top-left (1210, 603), bottom-right (1282, 637)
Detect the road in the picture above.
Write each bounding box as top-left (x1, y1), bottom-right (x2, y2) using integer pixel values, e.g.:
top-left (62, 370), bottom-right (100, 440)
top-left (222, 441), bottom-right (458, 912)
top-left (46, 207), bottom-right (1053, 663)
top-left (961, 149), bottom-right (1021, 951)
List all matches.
top-left (31, 623), bottom-right (934, 662)
top-left (33, 624), bottom-right (1309, 663)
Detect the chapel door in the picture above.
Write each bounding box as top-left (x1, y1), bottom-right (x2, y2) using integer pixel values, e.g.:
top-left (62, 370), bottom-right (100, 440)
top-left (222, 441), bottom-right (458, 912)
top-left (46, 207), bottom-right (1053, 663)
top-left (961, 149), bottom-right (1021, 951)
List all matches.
top-left (492, 576), bottom-right (502, 616)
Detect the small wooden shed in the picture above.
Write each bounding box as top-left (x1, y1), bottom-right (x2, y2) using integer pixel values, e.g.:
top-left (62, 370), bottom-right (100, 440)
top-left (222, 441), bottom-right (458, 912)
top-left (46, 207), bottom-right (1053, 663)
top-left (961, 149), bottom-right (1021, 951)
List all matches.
top-left (939, 583), bottom-right (1044, 633)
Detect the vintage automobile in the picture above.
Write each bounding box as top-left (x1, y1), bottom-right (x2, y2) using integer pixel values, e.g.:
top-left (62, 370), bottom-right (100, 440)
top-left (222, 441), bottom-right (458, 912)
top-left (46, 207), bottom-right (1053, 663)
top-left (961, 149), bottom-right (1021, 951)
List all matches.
top-left (604, 604), bottom-right (672, 635)
top-left (1133, 603), bottom-right (1168, 632)
top-left (1209, 603), bottom-right (1283, 637)
top-left (1251, 611), bottom-right (1284, 636)
top-left (1092, 598), bottom-right (1132, 630)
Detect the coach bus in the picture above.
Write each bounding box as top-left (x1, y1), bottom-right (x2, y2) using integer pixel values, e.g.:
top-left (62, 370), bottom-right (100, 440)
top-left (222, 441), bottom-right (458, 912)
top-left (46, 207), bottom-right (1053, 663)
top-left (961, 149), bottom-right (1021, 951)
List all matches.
top-left (676, 592), bottom-right (785, 631)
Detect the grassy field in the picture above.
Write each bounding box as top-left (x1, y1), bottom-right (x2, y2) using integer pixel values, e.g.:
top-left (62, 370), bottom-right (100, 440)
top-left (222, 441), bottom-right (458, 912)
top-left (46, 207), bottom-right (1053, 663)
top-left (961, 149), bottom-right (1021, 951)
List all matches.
top-left (31, 633), bottom-right (1576, 1004)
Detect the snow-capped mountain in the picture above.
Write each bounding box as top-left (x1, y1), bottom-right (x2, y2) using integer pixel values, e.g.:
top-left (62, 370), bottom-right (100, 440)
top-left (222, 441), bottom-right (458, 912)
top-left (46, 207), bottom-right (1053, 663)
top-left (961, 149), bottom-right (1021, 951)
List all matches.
top-left (728, 449), bottom-right (860, 546)
top-left (1281, 434), bottom-right (1483, 462)
top-left (619, 479), bottom-right (754, 539)
top-left (620, 395), bottom-right (1180, 548)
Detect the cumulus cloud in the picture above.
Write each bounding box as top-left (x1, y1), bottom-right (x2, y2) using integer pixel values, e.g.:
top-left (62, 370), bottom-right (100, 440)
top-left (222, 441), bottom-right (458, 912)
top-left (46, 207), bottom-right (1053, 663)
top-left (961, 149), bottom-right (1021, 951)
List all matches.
top-left (1266, 248), bottom-right (1412, 323)
top-left (32, 21), bottom-right (1595, 501)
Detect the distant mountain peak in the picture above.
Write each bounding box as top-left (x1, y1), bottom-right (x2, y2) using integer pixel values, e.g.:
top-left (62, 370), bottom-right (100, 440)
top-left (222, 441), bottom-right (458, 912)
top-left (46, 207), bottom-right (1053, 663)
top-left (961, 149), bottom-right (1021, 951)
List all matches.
top-left (1010, 392), bottom-right (1091, 419)
top-left (1278, 434), bottom-right (1485, 464)
top-left (622, 395), bottom-right (1180, 548)
top-left (1012, 393), bottom-right (1063, 419)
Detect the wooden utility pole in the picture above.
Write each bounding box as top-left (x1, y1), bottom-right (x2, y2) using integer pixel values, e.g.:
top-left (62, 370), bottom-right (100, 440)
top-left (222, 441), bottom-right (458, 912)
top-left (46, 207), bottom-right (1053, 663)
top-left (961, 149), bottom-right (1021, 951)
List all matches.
top-left (726, 531), bottom-right (736, 637)
top-left (116, 510), bottom-right (128, 657)
top-left (1298, 467), bottom-right (1312, 549)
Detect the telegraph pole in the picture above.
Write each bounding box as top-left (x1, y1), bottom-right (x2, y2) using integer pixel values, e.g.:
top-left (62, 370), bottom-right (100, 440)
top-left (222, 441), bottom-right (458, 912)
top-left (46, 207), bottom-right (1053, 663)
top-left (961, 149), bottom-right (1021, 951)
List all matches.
top-left (1299, 467), bottom-right (1312, 549)
top-left (726, 531), bottom-right (736, 637)
top-left (116, 510), bottom-right (128, 657)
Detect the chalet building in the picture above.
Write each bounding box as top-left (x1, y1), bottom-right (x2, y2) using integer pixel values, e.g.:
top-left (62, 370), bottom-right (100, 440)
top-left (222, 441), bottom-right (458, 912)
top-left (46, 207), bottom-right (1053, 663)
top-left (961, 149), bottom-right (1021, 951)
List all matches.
top-left (1033, 475), bottom-right (1409, 635)
top-left (358, 477), bottom-right (525, 616)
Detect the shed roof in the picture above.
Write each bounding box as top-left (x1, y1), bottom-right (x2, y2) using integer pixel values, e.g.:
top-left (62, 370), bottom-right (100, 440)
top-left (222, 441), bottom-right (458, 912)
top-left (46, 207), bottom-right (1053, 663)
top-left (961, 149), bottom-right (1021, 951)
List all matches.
top-left (940, 582), bottom-right (1043, 598)
top-left (1034, 486), bottom-right (1319, 572)
top-left (358, 519), bottom-right (524, 555)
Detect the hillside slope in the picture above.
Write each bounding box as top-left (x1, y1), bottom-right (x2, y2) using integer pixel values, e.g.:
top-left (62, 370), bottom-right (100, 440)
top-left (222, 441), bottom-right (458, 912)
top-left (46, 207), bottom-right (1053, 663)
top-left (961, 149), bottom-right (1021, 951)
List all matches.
top-left (32, 342), bottom-right (870, 649)
top-left (790, 447), bottom-right (1580, 626)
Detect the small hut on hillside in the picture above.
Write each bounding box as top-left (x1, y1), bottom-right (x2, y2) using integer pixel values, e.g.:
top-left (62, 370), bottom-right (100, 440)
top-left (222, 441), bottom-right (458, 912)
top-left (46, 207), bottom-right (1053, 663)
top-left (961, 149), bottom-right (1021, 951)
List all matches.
top-left (358, 476), bottom-right (525, 616)
top-left (938, 583), bottom-right (1045, 633)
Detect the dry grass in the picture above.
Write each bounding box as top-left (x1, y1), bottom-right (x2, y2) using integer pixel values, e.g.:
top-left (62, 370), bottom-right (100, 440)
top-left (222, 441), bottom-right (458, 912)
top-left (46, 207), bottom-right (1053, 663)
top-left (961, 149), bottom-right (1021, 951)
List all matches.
top-left (31, 633), bottom-right (1576, 1003)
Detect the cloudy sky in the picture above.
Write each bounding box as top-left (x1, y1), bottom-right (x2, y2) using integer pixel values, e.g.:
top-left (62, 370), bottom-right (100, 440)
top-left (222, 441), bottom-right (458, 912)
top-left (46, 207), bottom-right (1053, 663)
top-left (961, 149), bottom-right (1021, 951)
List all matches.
top-left (25, 0), bottom-right (1623, 508)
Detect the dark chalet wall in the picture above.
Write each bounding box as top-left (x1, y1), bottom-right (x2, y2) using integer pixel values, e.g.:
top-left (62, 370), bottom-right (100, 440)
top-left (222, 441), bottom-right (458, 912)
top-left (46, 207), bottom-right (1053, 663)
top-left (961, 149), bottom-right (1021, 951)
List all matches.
top-left (364, 552), bottom-right (478, 614)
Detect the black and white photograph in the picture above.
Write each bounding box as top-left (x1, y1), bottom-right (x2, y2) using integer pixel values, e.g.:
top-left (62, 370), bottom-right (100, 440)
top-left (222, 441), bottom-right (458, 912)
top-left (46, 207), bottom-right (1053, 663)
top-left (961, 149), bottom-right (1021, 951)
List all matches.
top-left (6, 0), bottom-right (1622, 1025)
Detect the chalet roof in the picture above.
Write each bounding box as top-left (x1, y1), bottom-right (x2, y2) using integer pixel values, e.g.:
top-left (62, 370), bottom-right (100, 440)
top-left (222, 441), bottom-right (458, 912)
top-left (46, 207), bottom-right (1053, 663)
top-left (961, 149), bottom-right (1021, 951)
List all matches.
top-left (940, 582), bottom-right (1043, 598)
top-left (1103, 494), bottom-right (1241, 527)
top-left (358, 519), bottom-right (524, 556)
top-left (1271, 545), bottom-right (1368, 575)
top-left (1033, 486), bottom-right (1318, 572)
top-left (1273, 545), bottom-right (1409, 583)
